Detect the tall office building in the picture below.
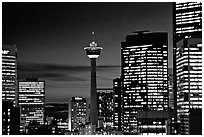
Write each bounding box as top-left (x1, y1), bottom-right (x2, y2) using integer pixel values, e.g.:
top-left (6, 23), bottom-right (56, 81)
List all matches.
top-left (71, 97), bottom-right (87, 132)
top-left (18, 78), bottom-right (45, 134)
top-left (121, 31), bottom-right (168, 134)
top-left (174, 2), bottom-right (202, 42)
top-left (84, 32), bottom-right (103, 127)
top-left (2, 44), bottom-right (18, 106)
top-left (97, 88), bottom-right (114, 130)
top-left (173, 2), bottom-right (202, 135)
top-left (176, 36), bottom-right (202, 135)
top-left (113, 78), bottom-right (122, 131)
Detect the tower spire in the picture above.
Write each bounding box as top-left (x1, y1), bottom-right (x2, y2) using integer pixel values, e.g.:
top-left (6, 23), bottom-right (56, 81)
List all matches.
top-left (92, 31), bottom-right (95, 41)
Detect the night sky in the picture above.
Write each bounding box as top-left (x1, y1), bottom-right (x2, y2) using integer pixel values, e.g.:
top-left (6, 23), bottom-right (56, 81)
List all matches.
top-left (2, 2), bottom-right (173, 103)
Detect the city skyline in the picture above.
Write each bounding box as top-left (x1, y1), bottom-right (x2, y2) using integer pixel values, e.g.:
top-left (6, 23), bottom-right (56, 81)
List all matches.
top-left (2, 2), bottom-right (202, 135)
top-left (2, 2), bottom-right (173, 102)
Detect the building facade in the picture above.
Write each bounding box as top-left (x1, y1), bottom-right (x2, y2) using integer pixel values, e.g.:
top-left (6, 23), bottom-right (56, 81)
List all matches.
top-left (173, 2), bottom-right (202, 135)
top-left (121, 31), bottom-right (168, 134)
top-left (2, 44), bottom-right (18, 106)
top-left (97, 88), bottom-right (114, 130)
top-left (174, 2), bottom-right (202, 42)
top-left (71, 97), bottom-right (87, 132)
top-left (18, 78), bottom-right (45, 134)
top-left (176, 35), bottom-right (202, 135)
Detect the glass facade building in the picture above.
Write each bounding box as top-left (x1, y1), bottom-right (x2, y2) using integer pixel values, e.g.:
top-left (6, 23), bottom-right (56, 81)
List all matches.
top-left (18, 79), bottom-right (45, 134)
top-left (121, 32), bottom-right (168, 134)
top-left (2, 44), bottom-right (18, 106)
top-left (71, 97), bottom-right (87, 131)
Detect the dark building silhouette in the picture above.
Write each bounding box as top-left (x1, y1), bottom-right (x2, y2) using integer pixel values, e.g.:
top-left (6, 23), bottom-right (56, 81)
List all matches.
top-left (173, 2), bottom-right (202, 135)
top-left (2, 44), bottom-right (18, 106)
top-left (84, 32), bottom-right (103, 127)
top-left (121, 31), bottom-right (169, 134)
top-left (45, 103), bottom-right (69, 134)
top-left (97, 88), bottom-right (114, 130)
top-left (113, 78), bottom-right (122, 131)
top-left (2, 101), bottom-right (20, 135)
top-left (189, 108), bottom-right (202, 135)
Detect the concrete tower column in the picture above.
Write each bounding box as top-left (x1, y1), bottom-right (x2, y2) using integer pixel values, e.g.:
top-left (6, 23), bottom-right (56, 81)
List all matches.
top-left (90, 58), bottom-right (98, 126)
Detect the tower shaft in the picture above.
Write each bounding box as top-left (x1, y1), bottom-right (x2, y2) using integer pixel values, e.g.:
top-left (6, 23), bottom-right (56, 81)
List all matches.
top-left (90, 58), bottom-right (98, 126)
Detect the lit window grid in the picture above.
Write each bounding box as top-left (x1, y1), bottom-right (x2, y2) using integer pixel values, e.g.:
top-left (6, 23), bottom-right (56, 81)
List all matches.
top-left (2, 54), bottom-right (17, 105)
top-left (18, 81), bottom-right (45, 133)
top-left (175, 2), bottom-right (202, 35)
top-left (97, 90), bottom-right (114, 128)
top-left (71, 98), bottom-right (87, 131)
top-left (176, 42), bottom-right (202, 135)
top-left (122, 44), bottom-right (168, 133)
top-left (18, 82), bottom-right (45, 105)
top-left (176, 46), bottom-right (202, 108)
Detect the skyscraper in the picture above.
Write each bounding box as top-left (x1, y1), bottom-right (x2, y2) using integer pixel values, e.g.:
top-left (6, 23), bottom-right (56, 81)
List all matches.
top-left (121, 31), bottom-right (168, 134)
top-left (2, 44), bottom-right (18, 106)
top-left (71, 97), bottom-right (87, 132)
top-left (173, 2), bottom-right (202, 42)
top-left (97, 88), bottom-right (114, 130)
top-left (173, 2), bottom-right (202, 135)
top-left (176, 35), bottom-right (202, 135)
top-left (18, 78), bottom-right (45, 134)
top-left (84, 32), bottom-right (103, 127)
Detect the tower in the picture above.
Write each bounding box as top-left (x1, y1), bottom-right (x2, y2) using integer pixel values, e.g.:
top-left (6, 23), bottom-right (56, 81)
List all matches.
top-left (84, 32), bottom-right (103, 127)
top-left (2, 44), bottom-right (18, 106)
top-left (173, 2), bottom-right (202, 135)
top-left (18, 78), bottom-right (45, 134)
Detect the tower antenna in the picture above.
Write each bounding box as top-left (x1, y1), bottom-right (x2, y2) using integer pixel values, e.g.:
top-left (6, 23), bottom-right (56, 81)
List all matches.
top-left (92, 32), bottom-right (95, 41)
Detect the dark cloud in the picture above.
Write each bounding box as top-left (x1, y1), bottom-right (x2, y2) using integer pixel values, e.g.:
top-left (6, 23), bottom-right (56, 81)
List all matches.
top-left (17, 62), bottom-right (120, 82)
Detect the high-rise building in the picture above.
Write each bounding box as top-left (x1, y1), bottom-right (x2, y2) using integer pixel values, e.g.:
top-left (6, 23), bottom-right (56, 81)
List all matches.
top-left (173, 2), bottom-right (202, 42)
top-left (2, 101), bottom-right (20, 135)
top-left (2, 44), bottom-right (18, 106)
top-left (71, 97), bottom-right (87, 132)
top-left (173, 2), bottom-right (202, 135)
top-left (18, 78), bottom-right (45, 134)
top-left (113, 78), bottom-right (122, 131)
top-left (176, 35), bottom-right (202, 135)
top-left (84, 32), bottom-right (103, 127)
top-left (45, 103), bottom-right (69, 134)
top-left (121, 31), bottom-right (168, 134)
top-left (97, 88), bottom-right (114, 130)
